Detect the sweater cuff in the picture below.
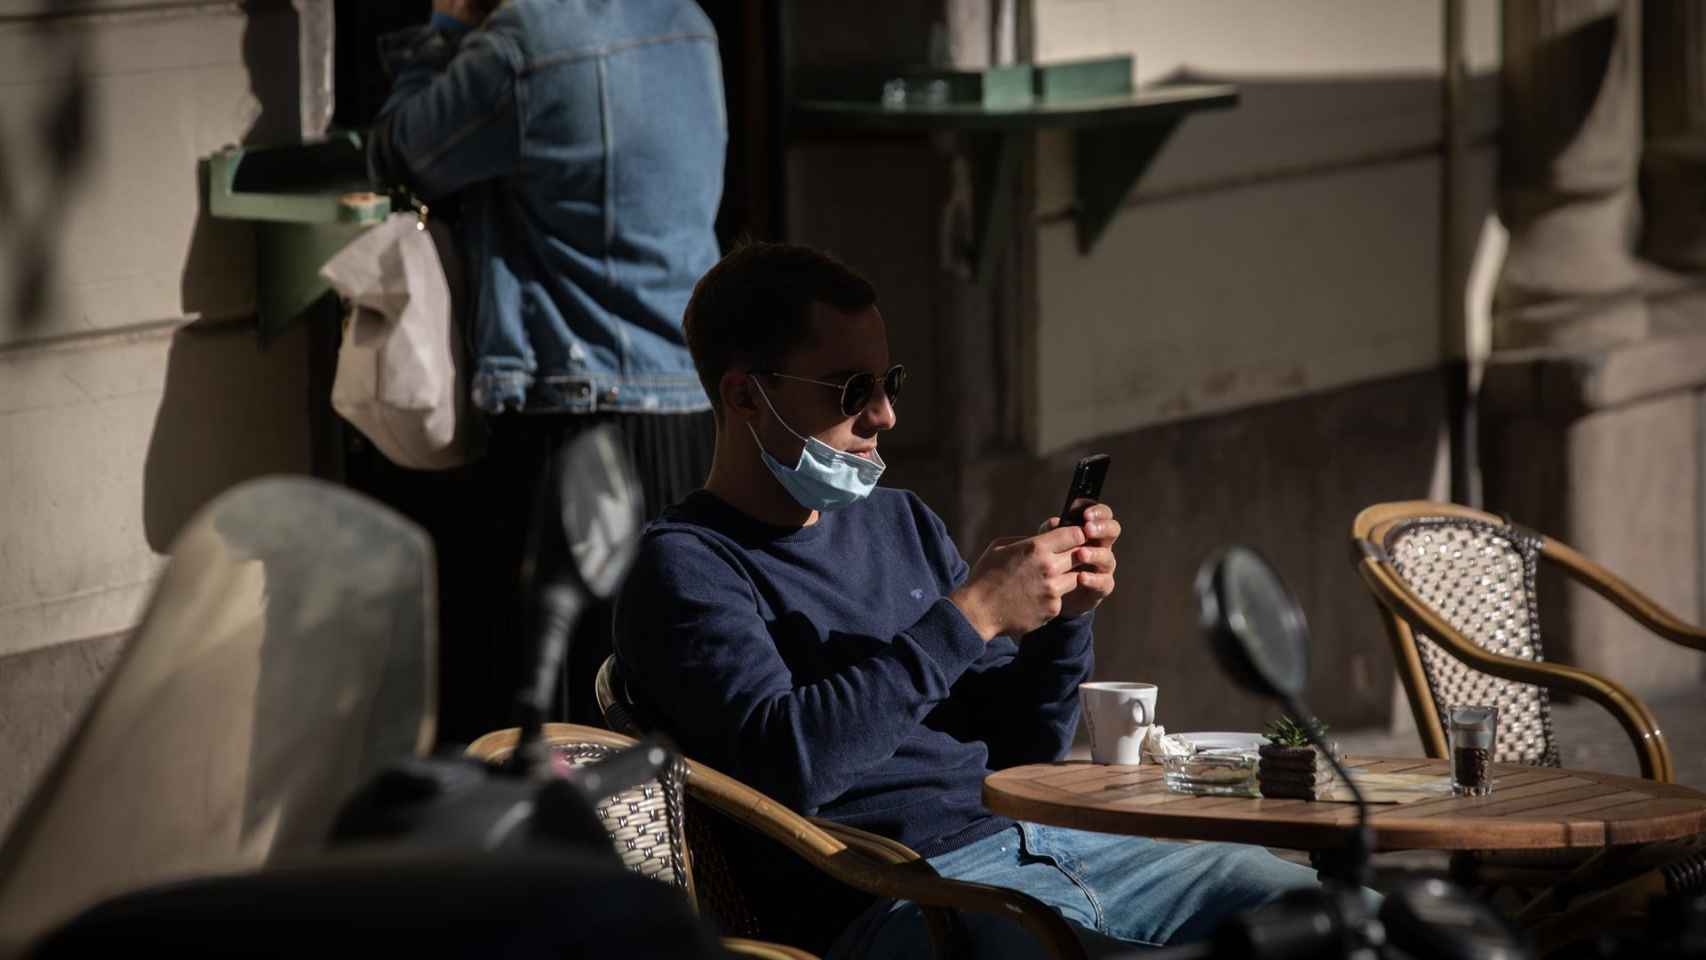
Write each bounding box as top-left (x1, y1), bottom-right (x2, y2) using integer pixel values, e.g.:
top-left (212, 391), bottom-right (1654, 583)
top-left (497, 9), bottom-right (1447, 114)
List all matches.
top-left (1025, 609), bottom-right (1096, 658)
top-left (903, 598), bottom-right (988, 680)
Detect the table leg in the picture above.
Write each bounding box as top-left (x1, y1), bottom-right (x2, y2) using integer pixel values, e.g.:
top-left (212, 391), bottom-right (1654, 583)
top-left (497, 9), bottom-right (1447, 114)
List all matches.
top-left (1531, 839), bottom-right (1706, 954)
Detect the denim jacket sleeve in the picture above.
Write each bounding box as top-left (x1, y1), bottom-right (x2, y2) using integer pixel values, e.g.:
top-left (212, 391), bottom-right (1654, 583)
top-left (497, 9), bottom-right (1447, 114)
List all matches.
top-left (367, 22), bottom-right (525, 200)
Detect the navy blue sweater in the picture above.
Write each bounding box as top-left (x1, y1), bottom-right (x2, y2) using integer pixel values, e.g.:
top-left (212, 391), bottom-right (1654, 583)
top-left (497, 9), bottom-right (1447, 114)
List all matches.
top-left (613, 487), bottom-right (1095, 860)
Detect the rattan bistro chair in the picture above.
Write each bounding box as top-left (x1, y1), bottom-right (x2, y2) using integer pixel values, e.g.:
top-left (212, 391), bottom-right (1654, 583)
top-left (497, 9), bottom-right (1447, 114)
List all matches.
top-left (466, 725), bottom-right (818, 960)
top-left (471, 716), bottom-right (1085, 960)
top-left (1351, 501), bottom-right (1706, 783)
top-left (593, 656), bottom-right (1089, 960)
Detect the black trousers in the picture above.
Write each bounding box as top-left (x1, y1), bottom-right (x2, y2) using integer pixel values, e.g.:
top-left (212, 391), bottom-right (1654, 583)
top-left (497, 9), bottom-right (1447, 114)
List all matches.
top-left (348, 410), bottom-right (715, 746)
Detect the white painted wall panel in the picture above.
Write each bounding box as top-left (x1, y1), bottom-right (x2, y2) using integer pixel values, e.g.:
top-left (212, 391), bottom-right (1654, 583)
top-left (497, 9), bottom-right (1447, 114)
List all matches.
top-left (1033, 1), bottom-right (1499, 213)
top-left (1022, 1), bottom-right (1498, 453)
top-left (0, 322), bottom-right (312, 658)
top-left (2, 331), bottom-right (175, 657)
top-left (1034, 0), bottom-right (1498, 82)
top-left (0, 5), bottom-right (257, 348)
top-left (1034, 73), bottom-right (1466, 216)
top-left (0, 4), bottom-right (312, 661)
top-left (1030, 157), bottom-right (1441, 454)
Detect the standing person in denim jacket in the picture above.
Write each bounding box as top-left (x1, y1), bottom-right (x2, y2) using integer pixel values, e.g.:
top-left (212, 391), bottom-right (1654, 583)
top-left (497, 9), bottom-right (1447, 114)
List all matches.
top-left (368, 0), bottom-right (725, 742)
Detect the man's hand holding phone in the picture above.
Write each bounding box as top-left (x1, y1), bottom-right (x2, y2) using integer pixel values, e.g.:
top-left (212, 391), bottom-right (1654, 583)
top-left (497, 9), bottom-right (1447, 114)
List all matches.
top-left (949, 452), bottom-right (1121, 639)
top-left (949, 525), bottom-right (1087, 641)
top-left (1049, 452), bottom-right (1119, 619)
top-left (1040, 502), bottom-right (1120, 620)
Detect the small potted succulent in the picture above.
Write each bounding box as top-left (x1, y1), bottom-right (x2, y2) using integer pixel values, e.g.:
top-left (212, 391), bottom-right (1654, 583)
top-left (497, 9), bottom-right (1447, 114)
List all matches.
top-left (1257, 715), bottom-right (1336, 800)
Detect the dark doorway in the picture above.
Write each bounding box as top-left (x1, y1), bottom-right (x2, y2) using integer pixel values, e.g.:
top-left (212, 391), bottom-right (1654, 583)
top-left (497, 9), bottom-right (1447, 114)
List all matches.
top-left (697, 0), bottom-right (786, 246)
top-left (333, 1), bottom-right (430, 131)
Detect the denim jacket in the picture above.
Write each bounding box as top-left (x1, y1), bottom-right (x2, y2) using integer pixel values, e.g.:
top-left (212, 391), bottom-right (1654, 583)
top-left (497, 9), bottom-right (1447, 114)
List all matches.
top-left (370, 0), bottom-right (724, 414)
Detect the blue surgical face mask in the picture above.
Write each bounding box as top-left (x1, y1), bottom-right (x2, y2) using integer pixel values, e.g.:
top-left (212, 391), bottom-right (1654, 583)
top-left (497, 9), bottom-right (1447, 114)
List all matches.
top-left (747, 378), bottom-right (885, 512)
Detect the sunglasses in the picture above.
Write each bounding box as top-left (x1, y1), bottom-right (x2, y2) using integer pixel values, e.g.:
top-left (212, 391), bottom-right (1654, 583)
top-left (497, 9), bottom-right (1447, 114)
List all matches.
top-left (754, 363), bottom-right (908, 418)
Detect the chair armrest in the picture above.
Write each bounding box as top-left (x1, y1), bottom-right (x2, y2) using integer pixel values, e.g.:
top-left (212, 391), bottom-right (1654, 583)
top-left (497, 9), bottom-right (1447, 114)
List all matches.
top-left (687, 762), bottom-right (1087, 960)
top-left (1356, 558), bottom-right (1675, 782)
top-left (808, 819), bottom-right (924, 867)
top-left (807, 819), bottom-right (962, 957)
top-left (466, 722), bottom-right (639, 761)
top-left (721, 937), bottom-right (820, 960)
top-left (1542, 538), bottom-right (1706, 653)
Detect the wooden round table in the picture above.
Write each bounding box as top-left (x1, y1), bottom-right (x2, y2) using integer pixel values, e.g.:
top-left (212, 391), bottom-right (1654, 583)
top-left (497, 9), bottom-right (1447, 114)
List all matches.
top-left (984, 756), bottom-right (1706, 852)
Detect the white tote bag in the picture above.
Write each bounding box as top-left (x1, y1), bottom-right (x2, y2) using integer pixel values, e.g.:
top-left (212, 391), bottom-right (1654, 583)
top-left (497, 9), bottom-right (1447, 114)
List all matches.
top-left (321, 211), bottom-right (473, 470)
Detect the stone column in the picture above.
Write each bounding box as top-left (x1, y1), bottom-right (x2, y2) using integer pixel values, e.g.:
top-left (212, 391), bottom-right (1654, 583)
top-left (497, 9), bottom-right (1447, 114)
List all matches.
top-left (1497, 0), bottom-right (1646, 349)
top-left (1640, 1), bottom-right (1706, 274)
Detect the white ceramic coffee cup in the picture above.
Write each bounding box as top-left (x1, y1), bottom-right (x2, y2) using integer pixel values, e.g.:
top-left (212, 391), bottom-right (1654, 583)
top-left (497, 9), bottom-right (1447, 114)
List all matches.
top-left (1079, 682), bottom-right (1158, 765)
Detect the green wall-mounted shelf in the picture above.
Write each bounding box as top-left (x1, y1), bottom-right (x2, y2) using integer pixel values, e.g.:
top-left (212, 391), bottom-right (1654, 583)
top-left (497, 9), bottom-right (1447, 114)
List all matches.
top-left (790, 82), bottom-right (1238, 277)
top-left (207, 131), bottom-right (389, 339)
top-left (791, 82), bottom-right (1235, 133)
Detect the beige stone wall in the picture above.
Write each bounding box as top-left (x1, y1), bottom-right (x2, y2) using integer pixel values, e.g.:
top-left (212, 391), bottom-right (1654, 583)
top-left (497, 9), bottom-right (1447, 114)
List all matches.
top-left (0, 3), bottom-right (260, 345)
top-left (0, 2), bottom-right (314, 830)
top-left (1033, 0), bottom-right (1499, 82)
top-left (1023, 0), bottom-right (1500, 454)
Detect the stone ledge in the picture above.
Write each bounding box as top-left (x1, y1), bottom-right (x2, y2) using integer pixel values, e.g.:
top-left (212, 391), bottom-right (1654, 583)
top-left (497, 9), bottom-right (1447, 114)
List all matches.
top-left (0, 632), bottom-right (128, 839)
top-left (1482, 326), bottom-right (1706, 420)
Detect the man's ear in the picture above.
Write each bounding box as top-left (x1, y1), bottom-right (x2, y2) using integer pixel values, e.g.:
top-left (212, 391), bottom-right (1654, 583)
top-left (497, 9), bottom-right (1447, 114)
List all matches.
top-left (720, 370), bottom-right (759, 422)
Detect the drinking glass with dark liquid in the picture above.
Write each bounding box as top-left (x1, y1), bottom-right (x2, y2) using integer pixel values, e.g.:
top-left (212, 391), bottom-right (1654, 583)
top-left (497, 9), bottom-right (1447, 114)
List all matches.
top-left (1449, 705), bottom-right (1498, 796)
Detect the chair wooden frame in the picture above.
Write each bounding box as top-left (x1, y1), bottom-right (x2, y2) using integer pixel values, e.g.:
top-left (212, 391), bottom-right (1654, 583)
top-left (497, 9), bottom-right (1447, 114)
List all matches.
top-left (1352, 501), bottom-right (1706, 784)
top-left (468, 722), bottom-right (1087, 960)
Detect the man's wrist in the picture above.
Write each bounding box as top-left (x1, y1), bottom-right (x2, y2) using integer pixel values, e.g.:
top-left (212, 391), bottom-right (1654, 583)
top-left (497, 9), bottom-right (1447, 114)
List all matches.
top-left (947, 586), bottom-right (997, 643)
top-left (1053, 605), bottom-right (1096, 624)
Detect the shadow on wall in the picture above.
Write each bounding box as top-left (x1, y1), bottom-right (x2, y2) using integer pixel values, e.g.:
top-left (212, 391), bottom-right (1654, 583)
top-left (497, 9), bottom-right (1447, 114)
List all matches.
top-left (1, 8), bottom-right (92, 340)
top-left (1503, 11), bottom-right (1618, 189)
top-left (151, 2), bottom-right (323, 554)
top-left (140, 323), bottom-right (318, 553)
top-left (239, 0), bottom-right (306, 148)
top-left (180, 0), bottom-right (302, 319)
top-left (1127, 65), bottom-right (1502, 210)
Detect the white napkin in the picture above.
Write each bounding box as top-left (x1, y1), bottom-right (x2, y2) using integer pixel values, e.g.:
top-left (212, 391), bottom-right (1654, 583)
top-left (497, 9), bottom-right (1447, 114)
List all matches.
top-left (1142, 726), bottom-right (1196, 761)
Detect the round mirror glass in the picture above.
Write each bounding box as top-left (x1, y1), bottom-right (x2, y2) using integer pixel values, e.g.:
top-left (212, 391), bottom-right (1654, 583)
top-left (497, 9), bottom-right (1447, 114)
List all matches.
top-left (555, 425), bottom-right (645, 601)
top-left (1197, 546), bottom-right (1310, 700)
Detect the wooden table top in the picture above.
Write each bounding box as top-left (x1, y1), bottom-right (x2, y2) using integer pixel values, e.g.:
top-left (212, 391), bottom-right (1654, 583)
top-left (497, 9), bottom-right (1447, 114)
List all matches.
top-left (984, 756), bottom-right (1706, 852)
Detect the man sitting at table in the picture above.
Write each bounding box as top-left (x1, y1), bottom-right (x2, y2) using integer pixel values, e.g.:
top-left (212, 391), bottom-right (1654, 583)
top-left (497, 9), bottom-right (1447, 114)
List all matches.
top-left (614, 242), bottom-right (1318, 957)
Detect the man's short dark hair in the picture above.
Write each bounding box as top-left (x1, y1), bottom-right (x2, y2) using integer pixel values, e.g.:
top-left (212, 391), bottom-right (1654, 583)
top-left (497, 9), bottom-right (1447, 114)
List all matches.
top-left (683, 242), bottom-right (876, 419)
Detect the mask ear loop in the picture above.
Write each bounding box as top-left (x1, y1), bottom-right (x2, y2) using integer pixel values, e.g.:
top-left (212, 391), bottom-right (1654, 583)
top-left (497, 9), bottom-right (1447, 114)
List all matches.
top-left (748, 376), bottom-right (810, 444)
top-left (750, 375), bottom-right (883, 472)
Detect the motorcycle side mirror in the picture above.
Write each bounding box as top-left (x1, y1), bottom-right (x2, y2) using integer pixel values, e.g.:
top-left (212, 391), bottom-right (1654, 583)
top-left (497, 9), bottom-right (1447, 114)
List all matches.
top-left (1196, 548), bottom-right (1529, 959)
top-left (1196, 546), bottom-right (1374, 888)
top-left (553, 425), bottom-right (644, 601)
top-left (1194, 546), bottom-right (1309, 701)
top-left (508, 424), bottom-right (645, 776)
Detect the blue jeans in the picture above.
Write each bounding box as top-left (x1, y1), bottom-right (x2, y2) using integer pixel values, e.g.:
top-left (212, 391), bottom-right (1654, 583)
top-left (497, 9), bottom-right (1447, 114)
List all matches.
top-left (828, 824), bottom-right (1320, 958)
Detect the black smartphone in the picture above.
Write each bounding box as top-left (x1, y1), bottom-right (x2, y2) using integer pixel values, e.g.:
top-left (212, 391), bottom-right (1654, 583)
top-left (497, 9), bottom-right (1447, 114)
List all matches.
top-left (1058, 454), bottom-right (1111, 527)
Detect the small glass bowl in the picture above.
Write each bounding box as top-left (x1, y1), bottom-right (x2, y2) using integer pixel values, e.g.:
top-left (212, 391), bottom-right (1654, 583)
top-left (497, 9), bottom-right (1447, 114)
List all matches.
top-left (1159, 749), bottom-right (1260, 797)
